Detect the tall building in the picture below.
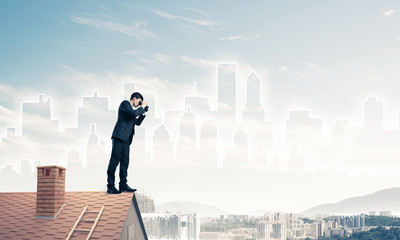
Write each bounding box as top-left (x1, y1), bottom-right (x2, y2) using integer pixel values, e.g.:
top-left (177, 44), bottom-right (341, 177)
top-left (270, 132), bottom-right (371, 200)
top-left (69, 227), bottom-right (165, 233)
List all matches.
top-left (285, 110), bottom-right (323, 146)
top-left (310, 222), bottom-right (324, 239)
top-left (76, 90), bottom-right (116, 138)
top-left (380, 211), bottom-right (391, 216)
top-left (246, 72), bottom-right (262, 107)
top-left (66, 148), bottom-right (84, 190)
top-left (134, 91), bottom-right (161, 166)
top-left (131, 126), bottom-right (150, 166)
top-left (332, 119), bottom-right (352, 147)
top-left (185, 82), bottom-right (212, 120)
top-left (177, 106), bottom-right (197, 164)
top-left (242, 72), bottom-right (273, 149)
top-left (85, 123), bottom-right (108, 190)
top-left (361, 214), bottom-right (365, 228)
top-left (20, 94), bottom-right (66, 165)
top-left (179, 107), bottom-right (197, 142)
top-left (217, 63), bottom-right (236, 114)
top-left (152, 124), bottom-right (174, 165)
top-left (257, 221), bottom-right (286, 240)
top-left (198, 119), bottom-right (218, 167)
top-left (224, 125), bottom-right (249, 168)
top-left (286, 144), bottom-right (306, 173)
top-left (251, 142), bottom-right (268, 167)
top-left (22, 94), bottom-right (61, 142)
top-left (136, 193), bottom-right (155, 213)
top-left (0, 127), bottom-right (20, 166)
top-left (363, 96), bottom-right (383, 131)
top-left (141, 92), bottom-right (156, 119)
top-left (124, 82), bottom-right (136, 100)
top-left (142, 212), bottom-right (200, 240)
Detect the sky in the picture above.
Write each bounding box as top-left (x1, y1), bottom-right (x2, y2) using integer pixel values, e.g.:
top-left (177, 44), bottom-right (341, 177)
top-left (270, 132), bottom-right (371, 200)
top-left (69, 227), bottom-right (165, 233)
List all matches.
top-left (1, 0), bottom-right (400, 213)
top-left (1, 1), bottom-right (400, 126)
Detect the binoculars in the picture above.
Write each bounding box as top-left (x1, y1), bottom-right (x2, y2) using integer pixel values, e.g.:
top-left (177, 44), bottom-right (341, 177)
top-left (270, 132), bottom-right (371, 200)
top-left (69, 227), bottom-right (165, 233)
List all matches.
top-left (138, 100), bottom-right (149, 112)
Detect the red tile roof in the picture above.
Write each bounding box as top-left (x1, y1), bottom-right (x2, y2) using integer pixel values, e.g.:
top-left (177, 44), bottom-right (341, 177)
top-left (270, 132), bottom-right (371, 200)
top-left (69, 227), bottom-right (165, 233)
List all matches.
top-left (0, 191), bottom-right (135, 240)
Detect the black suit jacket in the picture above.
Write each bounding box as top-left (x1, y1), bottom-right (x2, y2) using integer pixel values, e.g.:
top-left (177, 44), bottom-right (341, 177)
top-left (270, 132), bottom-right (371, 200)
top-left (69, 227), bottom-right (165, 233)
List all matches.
top-left (111, 100), bottom-right (146, 145)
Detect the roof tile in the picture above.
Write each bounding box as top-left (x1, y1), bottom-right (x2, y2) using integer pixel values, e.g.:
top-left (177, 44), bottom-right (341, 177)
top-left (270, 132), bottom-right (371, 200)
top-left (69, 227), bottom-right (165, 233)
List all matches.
top-left (0, 191), bottom-right (134, 240)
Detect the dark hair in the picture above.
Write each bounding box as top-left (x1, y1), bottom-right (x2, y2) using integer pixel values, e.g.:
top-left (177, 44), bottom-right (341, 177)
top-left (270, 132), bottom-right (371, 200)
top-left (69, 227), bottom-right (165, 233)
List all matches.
top-left (130, 92), bottom-right (143, 101)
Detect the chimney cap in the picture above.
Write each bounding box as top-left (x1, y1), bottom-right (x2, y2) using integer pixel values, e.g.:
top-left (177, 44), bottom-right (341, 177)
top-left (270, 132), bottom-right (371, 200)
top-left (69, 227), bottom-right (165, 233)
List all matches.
top-left (37, 165), bottom-right (66, 170)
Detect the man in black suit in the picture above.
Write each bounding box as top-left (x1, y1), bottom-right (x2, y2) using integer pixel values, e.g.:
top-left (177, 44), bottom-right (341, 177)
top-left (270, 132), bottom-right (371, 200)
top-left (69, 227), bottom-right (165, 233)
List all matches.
top-left (106, 92), bottom-right (148, 194)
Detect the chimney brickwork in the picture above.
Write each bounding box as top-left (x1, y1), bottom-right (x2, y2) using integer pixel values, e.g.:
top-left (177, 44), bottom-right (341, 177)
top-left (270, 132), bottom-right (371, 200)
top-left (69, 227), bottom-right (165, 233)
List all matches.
top-left (35, 165), bottom-right (66, 218)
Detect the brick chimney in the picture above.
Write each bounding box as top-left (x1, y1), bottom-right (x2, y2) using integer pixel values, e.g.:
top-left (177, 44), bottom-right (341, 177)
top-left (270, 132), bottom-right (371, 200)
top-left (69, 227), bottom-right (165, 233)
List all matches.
top-left (35, 165), bottom-right (66, 218)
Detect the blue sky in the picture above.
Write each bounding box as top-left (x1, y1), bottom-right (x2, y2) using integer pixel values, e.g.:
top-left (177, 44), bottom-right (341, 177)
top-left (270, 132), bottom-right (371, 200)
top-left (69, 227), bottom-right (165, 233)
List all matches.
top-left (1, 0), bottom-right (399, 85)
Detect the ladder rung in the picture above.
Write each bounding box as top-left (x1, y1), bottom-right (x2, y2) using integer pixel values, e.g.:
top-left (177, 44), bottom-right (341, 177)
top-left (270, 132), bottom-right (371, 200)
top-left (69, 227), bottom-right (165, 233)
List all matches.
top-left (66, 205), bottom-right (105, 240)
top-left (75, 228), bottom-right (91, 232)
top-left (81, 219), bottom-right (96, 222)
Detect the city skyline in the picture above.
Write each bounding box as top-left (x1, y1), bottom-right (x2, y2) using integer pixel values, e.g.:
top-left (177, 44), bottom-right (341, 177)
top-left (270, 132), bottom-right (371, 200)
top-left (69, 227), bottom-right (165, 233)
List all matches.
top-left (2, 63), bottom-right (400, 171)
top-left (1, 62), bottom-right (400, 213)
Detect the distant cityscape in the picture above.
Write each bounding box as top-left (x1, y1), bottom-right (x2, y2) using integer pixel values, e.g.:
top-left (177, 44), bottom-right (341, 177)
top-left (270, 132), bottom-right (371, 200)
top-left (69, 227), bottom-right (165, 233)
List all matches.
top-left (135, 192), bottom-right (399, 240)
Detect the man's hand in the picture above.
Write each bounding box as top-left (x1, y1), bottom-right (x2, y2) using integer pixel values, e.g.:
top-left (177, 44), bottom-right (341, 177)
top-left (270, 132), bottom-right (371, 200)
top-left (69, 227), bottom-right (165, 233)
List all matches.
top-left (122, 100), bottom-right (145, 118)
top-left (141, 101), bottom-right (147, 108)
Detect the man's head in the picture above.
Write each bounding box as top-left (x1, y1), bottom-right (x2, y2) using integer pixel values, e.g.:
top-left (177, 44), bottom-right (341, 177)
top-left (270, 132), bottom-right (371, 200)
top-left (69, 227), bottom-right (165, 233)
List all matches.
top-left (130, 92), bottom-right (143, 107)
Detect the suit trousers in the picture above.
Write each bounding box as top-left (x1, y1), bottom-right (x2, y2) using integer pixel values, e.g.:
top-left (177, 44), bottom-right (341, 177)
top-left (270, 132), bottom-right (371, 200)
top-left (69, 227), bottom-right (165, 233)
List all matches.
top-left (107, 137), bottom-right (130, 188)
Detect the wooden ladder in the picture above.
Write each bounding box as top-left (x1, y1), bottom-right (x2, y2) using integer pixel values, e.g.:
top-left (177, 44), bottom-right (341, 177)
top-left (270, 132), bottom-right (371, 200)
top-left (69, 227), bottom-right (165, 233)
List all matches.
top-left (66, 205), bottom-right (105, 240)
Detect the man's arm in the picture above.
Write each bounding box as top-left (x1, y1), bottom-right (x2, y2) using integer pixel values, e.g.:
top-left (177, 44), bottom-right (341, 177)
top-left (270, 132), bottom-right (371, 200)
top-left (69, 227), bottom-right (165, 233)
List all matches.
top-left (135, 114), bottom-right (146, 126)
top-left (135, 105), bottom-right (148, 126)
top-left (120, 101), bottom-right (145, 119)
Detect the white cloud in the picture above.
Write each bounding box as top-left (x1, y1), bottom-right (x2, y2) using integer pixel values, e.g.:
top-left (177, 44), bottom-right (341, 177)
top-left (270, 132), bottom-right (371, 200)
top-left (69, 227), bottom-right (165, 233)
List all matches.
top-left (69, 15), bottom-right (156, 39)
top-left (279, 66), bottom-right (289, 72)
top-left (98, 3), bottom-right (114, 15)
top-left (154, 53), bottom-right (170, 63)
top-left (124, 51), bottom-right (171, 64)
top-left (124, 51), bottom-right (157, 64)
top-left (293, 62), bottom-right (326, 79)
top-left (153, 9), bottom-right (217, 26)
top-left (383, 9), bottom-right (395, 16)
top-left (220, 35), bottom-right (245, 41)
top-left (181, 56), bottom-right (217, 67)
top-left (178, 6), bottom-right (209, 16)
top-left (124, 62), bottom-right (149, 73)
top-left (179, 24), bottom-right (207, 36)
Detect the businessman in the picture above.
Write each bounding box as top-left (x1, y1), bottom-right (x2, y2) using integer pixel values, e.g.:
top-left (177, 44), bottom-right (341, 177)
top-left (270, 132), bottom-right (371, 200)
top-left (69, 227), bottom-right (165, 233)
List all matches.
top-left (106, 92), bottom-right (148, 194)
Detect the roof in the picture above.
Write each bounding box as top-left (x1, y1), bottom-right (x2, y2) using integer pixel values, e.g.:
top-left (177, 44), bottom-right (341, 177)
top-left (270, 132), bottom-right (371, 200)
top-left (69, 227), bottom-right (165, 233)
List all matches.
top-left (0, 191), bottom-right (136, 240)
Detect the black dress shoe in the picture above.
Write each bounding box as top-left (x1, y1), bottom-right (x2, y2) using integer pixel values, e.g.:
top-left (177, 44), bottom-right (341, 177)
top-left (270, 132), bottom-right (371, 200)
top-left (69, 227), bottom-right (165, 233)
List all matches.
top-left (119, 184), bottom-right (137, 192)
top-left (107, 186), bottom-right (121, 194)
